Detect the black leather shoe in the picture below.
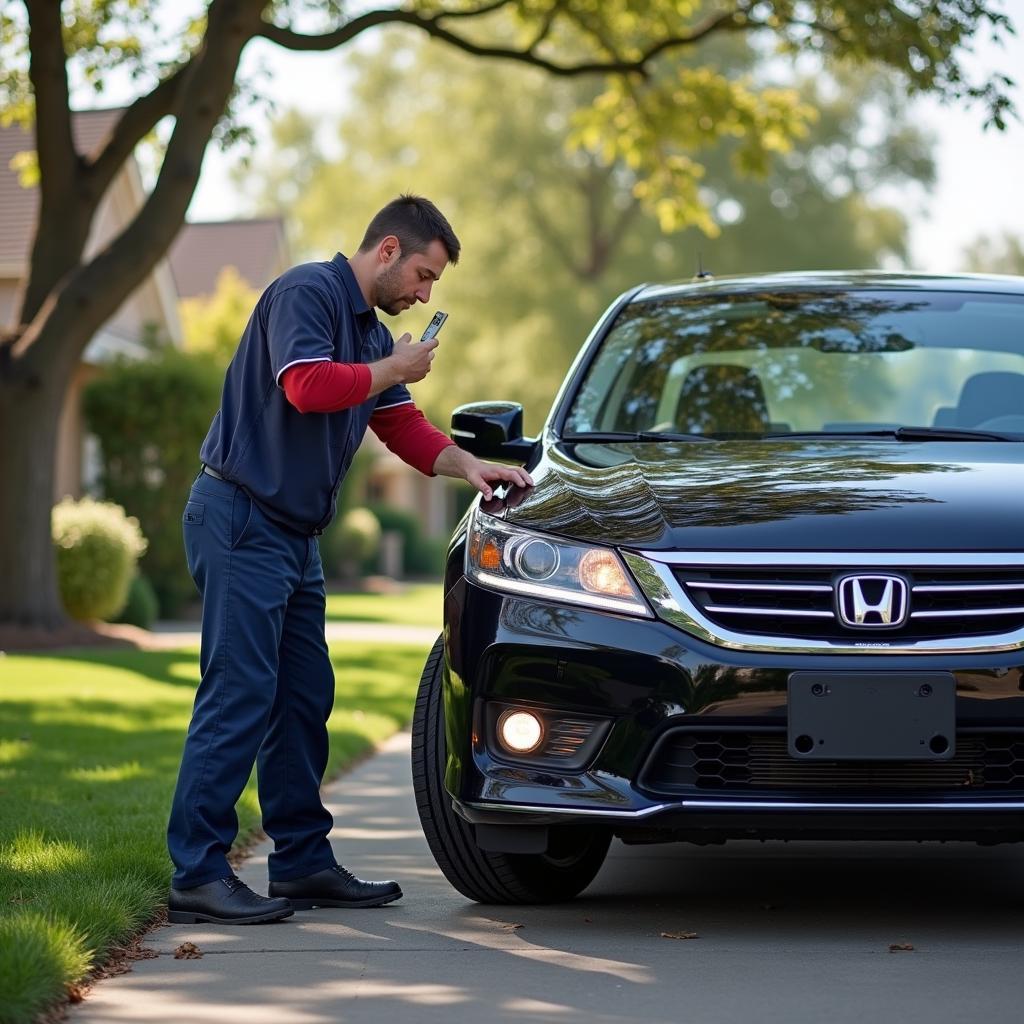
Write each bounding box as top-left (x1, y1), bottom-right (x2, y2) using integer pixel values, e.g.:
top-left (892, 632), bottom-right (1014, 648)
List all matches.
top-left (268, 865), bottom-right (402, 909)
top-left (167, 876), bottom-right (293, 925)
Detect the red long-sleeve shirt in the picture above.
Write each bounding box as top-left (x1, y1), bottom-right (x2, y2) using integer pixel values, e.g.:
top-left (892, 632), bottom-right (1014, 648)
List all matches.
top-left (281, 361), bottom-right (454, 476)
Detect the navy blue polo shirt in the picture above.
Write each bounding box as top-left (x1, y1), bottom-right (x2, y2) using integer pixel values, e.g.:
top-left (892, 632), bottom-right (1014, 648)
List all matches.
top-left (199, 253), bottom-right (412, 535)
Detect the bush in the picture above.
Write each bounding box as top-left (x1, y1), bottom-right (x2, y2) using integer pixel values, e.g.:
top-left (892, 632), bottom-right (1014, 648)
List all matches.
top-left (366, 502), bottom-right (447, 578)
top-left (83, 348), bottom-right (222, 616)
top-left (321, 507), bottom-right (381, 580)
top-left (52, 498), bottom-right (147, 621)
top-left (113, 573), bottom-right (160, 629)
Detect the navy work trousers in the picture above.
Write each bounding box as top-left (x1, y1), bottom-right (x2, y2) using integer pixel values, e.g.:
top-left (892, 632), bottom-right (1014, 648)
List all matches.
top-left (167, 472), bottom-right (337, 889)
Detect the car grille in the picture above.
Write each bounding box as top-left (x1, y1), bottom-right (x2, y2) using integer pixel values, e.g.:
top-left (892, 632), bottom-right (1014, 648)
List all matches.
top-left (639, 729), bottom-right (1024, 797)
top-left (677, 567), bottom-right (1024, 642)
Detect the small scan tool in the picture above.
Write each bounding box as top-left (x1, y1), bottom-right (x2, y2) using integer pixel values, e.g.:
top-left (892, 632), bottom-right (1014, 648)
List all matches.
top-left (421, 310), bottom-right (448, 342)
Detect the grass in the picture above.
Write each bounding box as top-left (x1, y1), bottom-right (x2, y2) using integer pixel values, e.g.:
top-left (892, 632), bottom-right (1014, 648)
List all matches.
top-left (0, 638), bottom-right (431, 1024)
top-left (324, 582), bottom-right (442, 629)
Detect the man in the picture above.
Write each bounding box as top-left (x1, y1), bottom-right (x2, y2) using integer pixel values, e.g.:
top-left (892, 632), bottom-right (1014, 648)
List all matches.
top-left (167, 195), bottom-right (532, 924)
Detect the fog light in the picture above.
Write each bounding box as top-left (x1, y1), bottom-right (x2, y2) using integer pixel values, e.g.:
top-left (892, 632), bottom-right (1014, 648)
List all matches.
top-left (498, 710), bottom-right (544, 753)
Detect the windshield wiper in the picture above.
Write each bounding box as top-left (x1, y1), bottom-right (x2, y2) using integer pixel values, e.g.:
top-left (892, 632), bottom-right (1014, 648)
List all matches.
top-left (893, 426), bottom-right (1019, 442)
top-left (761, 427), bottom-right (1019, 442)
top-left (562, 431), bottom-right (710, 443)
top-left (761, 430), bottom-right (897, 440)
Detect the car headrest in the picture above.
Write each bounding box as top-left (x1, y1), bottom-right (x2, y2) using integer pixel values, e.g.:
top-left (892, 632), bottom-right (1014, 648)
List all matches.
top-left (676, 364), bottom-right (769, 435)
top-left (956, 371), bottom-right (1024, 427)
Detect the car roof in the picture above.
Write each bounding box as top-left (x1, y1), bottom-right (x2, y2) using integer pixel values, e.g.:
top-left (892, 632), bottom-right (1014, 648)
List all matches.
top-left (633, 270), bottom-right (1024, 302)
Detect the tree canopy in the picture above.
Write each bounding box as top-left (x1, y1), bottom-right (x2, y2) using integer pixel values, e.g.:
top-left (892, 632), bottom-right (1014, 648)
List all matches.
top-left (235, 32), bottom-right (938, 427)
top-left (0, 0), bottom-right (1016, 629)
top-left (963, 232), bottom-right (1024, 275)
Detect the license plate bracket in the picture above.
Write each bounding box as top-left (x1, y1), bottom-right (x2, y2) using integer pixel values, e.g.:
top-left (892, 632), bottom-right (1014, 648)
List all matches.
top-left (787, 672), bottom-right (956, 761)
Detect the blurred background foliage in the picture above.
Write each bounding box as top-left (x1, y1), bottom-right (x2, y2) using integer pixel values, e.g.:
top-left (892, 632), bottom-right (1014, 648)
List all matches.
top-left (230, 32), bottom-right (937, 432)
top-left (179, 267), bottom-right (261, 370)
top-left (962, 232), bottom-right (1024, 276)
top-left (83, 350), bottom-right (222, 616)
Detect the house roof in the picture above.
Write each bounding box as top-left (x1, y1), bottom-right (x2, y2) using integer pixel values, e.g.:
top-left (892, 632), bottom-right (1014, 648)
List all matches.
top-left (168, 218), bottom-right (289, 299)
top-left (0, 108), bottom-right (123, 269)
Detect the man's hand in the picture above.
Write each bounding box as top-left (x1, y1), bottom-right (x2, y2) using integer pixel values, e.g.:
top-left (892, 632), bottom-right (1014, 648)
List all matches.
top-left (368, 332), bottom-right (438, 395)
top-left (432, 445), bottom-right (534, 500)
top-left (389, 332), bottom-right (438, 384)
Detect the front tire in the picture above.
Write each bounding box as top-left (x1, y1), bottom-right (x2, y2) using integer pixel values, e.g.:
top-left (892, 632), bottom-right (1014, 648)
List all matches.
top-left (411, 636), bottom-right (611, 904)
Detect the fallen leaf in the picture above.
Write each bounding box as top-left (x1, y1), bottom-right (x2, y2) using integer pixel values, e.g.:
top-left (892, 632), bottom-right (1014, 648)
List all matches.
top-left (500, 922), bottom-right (524, 932)
top-left (174, 942), bottom-right (203, 959)
top-left (66, 984), bottom-right (87, 1003)
top-left (661, 931), bottom-right (699, 940)
top-left (888, 943), bottom-right (915, 953)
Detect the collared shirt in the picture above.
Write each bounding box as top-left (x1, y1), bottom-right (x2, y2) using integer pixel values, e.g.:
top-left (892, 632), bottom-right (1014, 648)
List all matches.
top-left (199, 253), bottom-right (412, 535)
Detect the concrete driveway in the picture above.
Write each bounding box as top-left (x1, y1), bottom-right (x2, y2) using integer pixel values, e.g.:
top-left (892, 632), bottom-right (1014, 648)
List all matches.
top-left (73, 732), bottom-right (1024, 1024)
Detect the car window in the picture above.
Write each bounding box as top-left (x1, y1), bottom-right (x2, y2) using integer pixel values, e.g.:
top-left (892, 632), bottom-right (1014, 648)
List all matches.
top-left (563, 290), bottom-right (1024, 437)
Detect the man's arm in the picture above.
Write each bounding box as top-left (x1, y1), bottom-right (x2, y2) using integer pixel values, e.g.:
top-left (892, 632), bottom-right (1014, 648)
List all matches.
top-left (430, 444), bottom-right (533, 500)
top-left (281, 332), bottom-right (440, 413)
top-left (369, 403), bottom-right (533, 498)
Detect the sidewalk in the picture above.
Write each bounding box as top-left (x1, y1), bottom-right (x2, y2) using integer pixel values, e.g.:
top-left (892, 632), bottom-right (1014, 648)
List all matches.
top-left (70, 739), bottom-right (1024, 1024)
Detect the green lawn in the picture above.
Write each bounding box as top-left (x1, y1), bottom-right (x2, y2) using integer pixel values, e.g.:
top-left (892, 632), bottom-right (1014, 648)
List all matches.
top-left (0, 639), bottom-right (430, 1024)
top-left (325, 582), bottom-right (442, 629)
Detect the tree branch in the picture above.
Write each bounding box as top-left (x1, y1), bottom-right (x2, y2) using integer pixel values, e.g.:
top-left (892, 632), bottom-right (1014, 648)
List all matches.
top-left (18, 0), bottom-right (261, 373)
top-left (85, 62), bottom-right (193, 200)
top-left (258, 5), bottom-right (747, 78)
top-left (525, 1), bottom-right (560, 54)
top-left (25, 0), bottom-right (77, 189)
top-left (637, 8), bottom-right (749, 65)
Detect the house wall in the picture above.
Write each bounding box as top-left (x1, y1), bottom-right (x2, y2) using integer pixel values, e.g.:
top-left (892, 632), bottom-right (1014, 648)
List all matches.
top-left (0, 279), bottom-right (18, 329)
top-left (54, 363), bottom-right (101, 500)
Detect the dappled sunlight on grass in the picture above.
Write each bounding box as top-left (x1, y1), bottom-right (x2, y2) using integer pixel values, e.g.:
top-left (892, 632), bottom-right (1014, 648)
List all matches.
top-left (0, 639), bottom-right (429, 1022)
top-left (1, 831), bottom-right (86, 877)
top-left (67, 761), bottom-right (147, 784)
top-left (325, 583), bottom-right (442, 627)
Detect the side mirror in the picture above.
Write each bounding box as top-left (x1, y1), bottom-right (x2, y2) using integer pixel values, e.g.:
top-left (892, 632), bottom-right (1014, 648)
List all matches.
top-left (451, 401), bottom-right (538, 463)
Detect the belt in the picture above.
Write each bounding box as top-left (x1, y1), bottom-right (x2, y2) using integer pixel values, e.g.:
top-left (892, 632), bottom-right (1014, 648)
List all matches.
top-left (202, 465), bottom-right (226, 481)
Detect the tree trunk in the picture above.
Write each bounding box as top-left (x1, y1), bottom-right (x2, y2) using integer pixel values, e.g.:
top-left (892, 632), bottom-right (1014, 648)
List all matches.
top-left (0, 348), bottom-right (72, 628)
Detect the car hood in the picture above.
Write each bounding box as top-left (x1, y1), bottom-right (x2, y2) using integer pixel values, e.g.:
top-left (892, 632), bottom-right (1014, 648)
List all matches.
top-left (483, 439), bottom-right (1024, 551)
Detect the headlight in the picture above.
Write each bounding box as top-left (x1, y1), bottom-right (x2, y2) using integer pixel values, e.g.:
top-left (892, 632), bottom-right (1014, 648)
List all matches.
top-left (465, 508), bottom-right (651, 617)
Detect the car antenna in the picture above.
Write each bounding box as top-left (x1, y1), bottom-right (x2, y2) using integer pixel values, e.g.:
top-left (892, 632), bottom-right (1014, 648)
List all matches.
top-left (694, 251), bottom-right (713, 281)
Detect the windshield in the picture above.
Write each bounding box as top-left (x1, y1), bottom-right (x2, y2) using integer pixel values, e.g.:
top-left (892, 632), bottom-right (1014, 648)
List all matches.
top-left (563, 289), bottom-right (1024, 439)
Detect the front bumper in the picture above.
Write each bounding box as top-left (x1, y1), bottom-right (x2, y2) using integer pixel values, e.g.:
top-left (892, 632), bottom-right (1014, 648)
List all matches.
top-left (444, 576), bottom-right (1024, 840)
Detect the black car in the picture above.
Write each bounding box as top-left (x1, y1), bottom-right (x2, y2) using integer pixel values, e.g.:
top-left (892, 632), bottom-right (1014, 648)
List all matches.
top-left (410, 271), bottom-right (1024, 904)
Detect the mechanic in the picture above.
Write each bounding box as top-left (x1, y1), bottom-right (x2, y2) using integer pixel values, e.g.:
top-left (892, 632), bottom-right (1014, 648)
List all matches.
top-left (166, 194), bottom-right (532, 925)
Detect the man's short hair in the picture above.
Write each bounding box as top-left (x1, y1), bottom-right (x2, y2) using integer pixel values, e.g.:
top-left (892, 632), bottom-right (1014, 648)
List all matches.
top-left (358, 194), bottom-right (460, 265)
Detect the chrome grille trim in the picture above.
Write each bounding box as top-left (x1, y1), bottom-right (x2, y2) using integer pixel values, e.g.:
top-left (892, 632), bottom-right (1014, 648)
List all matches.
top-left (704, 605), bottom-right (834, 619)
top-left (641, 551), bottom-right (1024, 567)
top-left (621, 551), bottom-right (1024, 654)
top-left (914, 583), bottom-right (1024, 592)
top-left (912, 607), bottom-right (1024, 619)
top-left (465, 798), bottom-right (1024, 818)
top-left (683, 581), bottom-right (832, 592)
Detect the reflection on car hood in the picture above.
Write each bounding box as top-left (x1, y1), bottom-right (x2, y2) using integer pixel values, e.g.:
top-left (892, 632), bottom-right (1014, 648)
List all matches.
top-left (488, 439), bottom-right (1024, 551)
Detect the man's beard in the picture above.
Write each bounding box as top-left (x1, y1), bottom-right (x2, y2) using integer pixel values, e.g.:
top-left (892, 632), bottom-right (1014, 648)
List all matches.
top-left (376, 262), bottom-right (408, 316)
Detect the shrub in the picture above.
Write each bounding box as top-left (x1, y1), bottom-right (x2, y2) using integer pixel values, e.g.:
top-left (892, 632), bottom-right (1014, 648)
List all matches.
top-left (83, 348), bottom-right (222, 616)
top-left (322, 507), bottom-right (381, 580)
top-left (179, 267), bottom-right (260, 370)
top-left (113, 573), bottom-right (160, 630)
top-left (52, 499), bottom-right (147, 621)
top-left (366, 502), bottom-right (447, 577)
